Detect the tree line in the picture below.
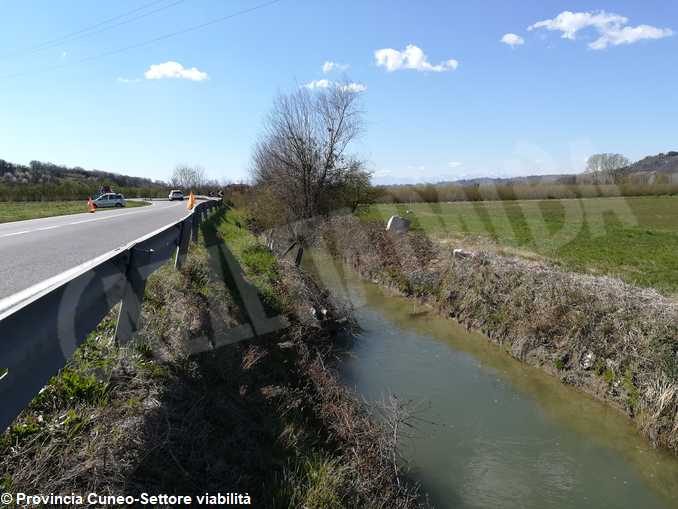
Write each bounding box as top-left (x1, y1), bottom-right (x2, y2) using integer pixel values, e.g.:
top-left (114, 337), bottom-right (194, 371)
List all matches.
top-left (372, 181), bottom-right (678, 204)
top-left (4, 126), bottom-right (673, 208)
top-left (375, 153), bottom-right (678, 204)
top-left (168, 164), bottom-right (224, 196)
top-left (0, 159), bottom-right (164, 188)
top-left (0, 159), bottom-right (227, 201)
top-left (0, 159), bottom-right (168, 201)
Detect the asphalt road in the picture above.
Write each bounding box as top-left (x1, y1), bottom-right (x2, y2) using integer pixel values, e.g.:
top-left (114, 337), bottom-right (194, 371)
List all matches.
top-left (0, 201), bottom-right (191, 301)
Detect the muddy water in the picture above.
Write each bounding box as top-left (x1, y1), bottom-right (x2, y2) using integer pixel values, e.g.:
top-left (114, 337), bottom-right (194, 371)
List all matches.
top-left (304, 252), bottom-right (678, 509)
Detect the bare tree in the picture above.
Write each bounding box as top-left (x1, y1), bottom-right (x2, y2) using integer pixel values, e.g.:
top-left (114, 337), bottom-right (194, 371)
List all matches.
top-left (251, 83), bottom-right (368, 222)
top-left (170, 164), bottom-right (207, 191)
top-left (585, 153), bottom-right (630, 177)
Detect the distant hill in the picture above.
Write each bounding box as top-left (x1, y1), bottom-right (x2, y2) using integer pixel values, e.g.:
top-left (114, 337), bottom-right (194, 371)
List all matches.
top-left (0, 159), bottom-right (165, 188)
top-left (614, 151), bottom-right (678, 179)
top-left (449, 151), bottom-right (678, 187)
top-left (0, 158), bottom-right (168, 201)
top-left (450, 174), bottom-right (572, 186)
top-left (375, 151), bottom-right (678, 204)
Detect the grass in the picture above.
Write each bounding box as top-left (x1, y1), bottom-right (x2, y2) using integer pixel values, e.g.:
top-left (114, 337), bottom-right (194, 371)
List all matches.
top-left (0, 199), bottom-right (149, 223)
top-left (0, 315), bottom-right (118, 456)
top-left (276, 453), bottom-right (347, 509)
top-left (211, 207), bottom-right (282, 309)
top-left (358, 195), bottom-right (678, 294)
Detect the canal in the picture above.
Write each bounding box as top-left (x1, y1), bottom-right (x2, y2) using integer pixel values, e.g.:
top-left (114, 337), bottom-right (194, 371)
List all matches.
top-left (305, 251), bottom-right (678, 509)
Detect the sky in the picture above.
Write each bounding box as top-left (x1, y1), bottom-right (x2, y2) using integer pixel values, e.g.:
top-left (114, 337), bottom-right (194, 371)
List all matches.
top-left (0, 0), bottom-right (676, 185)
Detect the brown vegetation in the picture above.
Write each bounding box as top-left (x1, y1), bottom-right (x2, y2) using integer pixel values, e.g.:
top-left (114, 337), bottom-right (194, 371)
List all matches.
top-left (249, 84), bottom-right (372, 231)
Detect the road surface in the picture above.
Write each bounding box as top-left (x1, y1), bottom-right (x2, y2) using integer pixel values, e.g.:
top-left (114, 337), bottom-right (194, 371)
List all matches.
top-left (0, 201), bottom-right (191, 300)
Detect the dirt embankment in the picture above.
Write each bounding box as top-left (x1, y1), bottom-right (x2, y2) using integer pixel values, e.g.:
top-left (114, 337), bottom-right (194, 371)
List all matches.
top-left (294, 215), bottom-right (678, 454)
top-left (1, 217), bottom-right (424, 508)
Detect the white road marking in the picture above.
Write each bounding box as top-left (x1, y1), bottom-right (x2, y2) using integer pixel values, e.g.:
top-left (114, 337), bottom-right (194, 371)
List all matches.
top-left (0, 202), bottom-right (187, 239)
top-left (1, 230), bottom-right (31, 237)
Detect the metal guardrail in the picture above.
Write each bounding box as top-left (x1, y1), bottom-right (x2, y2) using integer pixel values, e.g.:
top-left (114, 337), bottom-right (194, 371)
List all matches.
top-left (0, 199), bottom-right (222, 432)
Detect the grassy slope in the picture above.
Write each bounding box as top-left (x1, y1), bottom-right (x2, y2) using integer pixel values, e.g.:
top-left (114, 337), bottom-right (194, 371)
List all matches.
top-left (0, 244), bottom-right (238, 499)
top-left (212, 208), bottom-right (285, 310)
top-left (0, 238), bottom-right (333, 507)
top-left (359, 195), bottom-right (678, 294)
top-left (0, 199), bottom-right (148, 223)
top-left (209, 208), bottom-right (422, 507)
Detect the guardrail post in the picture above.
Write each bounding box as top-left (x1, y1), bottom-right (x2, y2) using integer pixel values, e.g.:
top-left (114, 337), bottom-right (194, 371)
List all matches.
top-left (294, 245), bottom-right (304, 267)
top-left (115, 248), bottom-right (152, 344)
top-left (174, 217), bottom-right (192, 270)
top-left (191, 209), bottom-right (200, 243)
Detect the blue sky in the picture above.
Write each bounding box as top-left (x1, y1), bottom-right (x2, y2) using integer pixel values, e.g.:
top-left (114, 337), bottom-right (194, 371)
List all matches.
top-left (1, 0), bottom-right (676, 185)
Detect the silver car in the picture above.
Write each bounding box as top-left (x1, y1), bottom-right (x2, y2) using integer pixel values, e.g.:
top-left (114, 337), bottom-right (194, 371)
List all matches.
top-left (168, 190), bottom-right (184, 201)
top-left (93, 193), bottom-right (126, 208)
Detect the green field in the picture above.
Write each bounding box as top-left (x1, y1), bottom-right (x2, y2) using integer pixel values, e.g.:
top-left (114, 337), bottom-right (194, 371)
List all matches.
top-left (358, 195), bottom-right (678, 294)
top-left (0, 199), bottom-right (149, 224)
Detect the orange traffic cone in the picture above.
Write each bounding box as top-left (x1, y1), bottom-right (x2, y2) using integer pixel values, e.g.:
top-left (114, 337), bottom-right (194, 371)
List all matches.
top-left (87, 196), bottom-right (96, 213)
top-left (186, 191), bottom-right (196, 210)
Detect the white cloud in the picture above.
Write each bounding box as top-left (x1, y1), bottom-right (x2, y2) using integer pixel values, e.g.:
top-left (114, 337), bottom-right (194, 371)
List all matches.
top-left (304, 79), bottom-right (332, 90)
top-left (304, 80), bottom-right (367, 93)
top-left (589, 24), bottom-right (673, 49)
top-left (339, 82), bottom-right (367, 93)
top-left (500, 33), bottom-right (524, 47)
top-left (117, 77), bottom-right (141, 84)
top-left (374, 44), bottom-right (458, 72)
top-left (528, 11), bottom-right (627, 40)
top-left (448, 161), bottom-right (462, 168)
top-left (322, 61), bottom-right (350, 74)
top-left (144, 61), bottom-right (208, 81)
top-left (528, 10), bottom-right (672, 49)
